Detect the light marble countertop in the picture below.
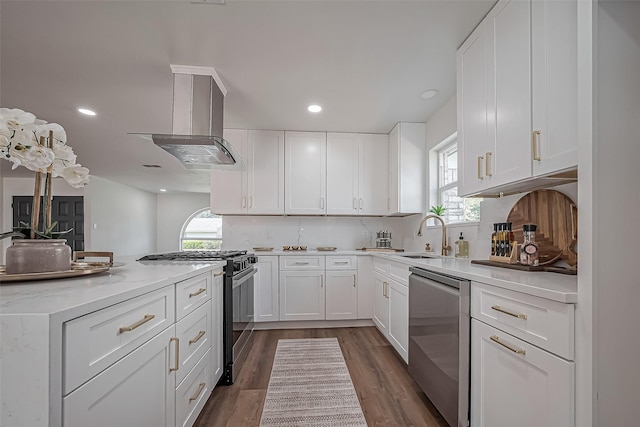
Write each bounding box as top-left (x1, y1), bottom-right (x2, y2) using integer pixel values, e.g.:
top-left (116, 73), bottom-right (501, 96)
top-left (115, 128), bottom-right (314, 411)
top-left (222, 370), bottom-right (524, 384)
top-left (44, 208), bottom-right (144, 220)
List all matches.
top-left (0, 256), bottom-right (226, 320)
top-left (253, 249), bottom-right (577, 303)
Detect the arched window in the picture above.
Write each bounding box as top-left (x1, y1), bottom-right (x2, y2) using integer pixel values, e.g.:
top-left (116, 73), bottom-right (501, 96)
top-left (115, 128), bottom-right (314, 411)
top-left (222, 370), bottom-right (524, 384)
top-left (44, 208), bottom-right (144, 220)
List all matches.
top-left (180, 208), bottom-right (222, 251)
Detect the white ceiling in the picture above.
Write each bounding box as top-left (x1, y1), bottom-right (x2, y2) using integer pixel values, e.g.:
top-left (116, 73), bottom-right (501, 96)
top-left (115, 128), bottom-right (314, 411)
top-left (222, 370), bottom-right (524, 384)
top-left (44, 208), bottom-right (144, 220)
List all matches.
top-left (0, 0), bottom-right (494, 194)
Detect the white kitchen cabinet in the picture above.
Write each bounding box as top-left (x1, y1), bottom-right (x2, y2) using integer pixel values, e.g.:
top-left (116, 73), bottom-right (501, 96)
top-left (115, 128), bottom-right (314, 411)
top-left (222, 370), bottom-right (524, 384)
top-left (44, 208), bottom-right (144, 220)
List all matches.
top-left (176, 350), bottom-right (212, 427)
top-left (175, 300), bottom-right (211, 385)
top-left (388, 122), bottom-right (425, 216)
top-left (471, 319), bottom-right (574, 427)
top-left (255, 256), bottom-right (279, 322)
top-left (285, 131), bottom-right (327, 214)
top-left (372, 272), bottom-right (389, 335)
top-left (356, 255), bottom-right (373, 319)
top-left (63, 326), bottom-right (176, 427)
top-left (531, 0), bottom-right (578, 176)
top-left (325, 270), bottom-right (358, 320)
top-left (210, 268), bottom-right (224, 385)
top-left (457, 0), bottom-right (578, 197)
top-left (326, 133), bottom-right (389, 216)
top-left (279, 270), bottom-right (326, 321)
top-left (211, 129), bottom-right (284, 215)
top-left (387, 279), bottom-right (409, 362)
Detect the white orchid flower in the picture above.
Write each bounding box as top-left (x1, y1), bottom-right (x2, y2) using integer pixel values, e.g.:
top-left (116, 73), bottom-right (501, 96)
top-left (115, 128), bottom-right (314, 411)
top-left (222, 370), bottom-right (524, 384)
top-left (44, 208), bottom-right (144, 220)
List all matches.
top-left (36, 122), bottom-right (67, 143)
top-left (22, 145), bottom-right (55, 172)
top-left (0, 108), bottom-right (37, 130)
top-left (7, 143), bottom-right (30, 169)
top-left (61, 164), bottom-right (90, 188)
top-left (51, 142), bottom-right (77, 177)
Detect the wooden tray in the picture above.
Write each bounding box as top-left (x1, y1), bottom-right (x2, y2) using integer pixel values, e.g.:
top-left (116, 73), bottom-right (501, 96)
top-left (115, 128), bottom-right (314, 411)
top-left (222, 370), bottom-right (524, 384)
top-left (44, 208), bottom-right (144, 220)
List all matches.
top-left (507, 190), bottom-right (577, 267)
top-left (471, 259), bottom-right (576, 275)
top-left (0, 264), bottom-right (111, 283)
top-left (356, 248), bottom-right (405, 252)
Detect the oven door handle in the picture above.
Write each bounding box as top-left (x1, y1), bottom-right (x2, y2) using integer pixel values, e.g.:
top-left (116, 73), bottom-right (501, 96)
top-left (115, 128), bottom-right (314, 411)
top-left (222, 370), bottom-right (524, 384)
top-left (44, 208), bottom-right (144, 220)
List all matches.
top-left (232, 266), bottom-right (257, 289)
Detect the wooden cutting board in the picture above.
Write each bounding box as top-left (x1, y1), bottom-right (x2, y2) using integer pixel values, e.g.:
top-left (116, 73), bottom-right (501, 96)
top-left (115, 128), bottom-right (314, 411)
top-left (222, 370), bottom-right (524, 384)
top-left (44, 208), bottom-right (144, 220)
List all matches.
top-left (507, 190), bottom-right (577, 267)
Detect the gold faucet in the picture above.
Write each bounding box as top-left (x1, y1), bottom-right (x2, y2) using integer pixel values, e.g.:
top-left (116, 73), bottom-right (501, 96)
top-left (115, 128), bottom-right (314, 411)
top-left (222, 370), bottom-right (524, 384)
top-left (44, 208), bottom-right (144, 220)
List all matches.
top-left (417, 214), bottom-right (451, 256)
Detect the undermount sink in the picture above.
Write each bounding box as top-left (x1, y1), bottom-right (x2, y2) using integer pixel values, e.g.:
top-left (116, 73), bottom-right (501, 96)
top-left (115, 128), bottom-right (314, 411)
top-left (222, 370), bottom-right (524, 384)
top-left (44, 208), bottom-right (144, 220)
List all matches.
top-left (398, 254), bottom-right (438, 259)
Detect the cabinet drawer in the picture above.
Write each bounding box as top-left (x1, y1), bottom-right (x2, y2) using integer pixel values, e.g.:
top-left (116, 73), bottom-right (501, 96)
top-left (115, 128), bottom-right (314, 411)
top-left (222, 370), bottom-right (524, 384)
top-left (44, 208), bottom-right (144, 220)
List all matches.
top-left (373, 258), bottom-right (390, 275)
top-left (64, 286), bottom-right (175, 395)
top-left (388, 260), bottom-right (409, 285)
top-left (326, 255), bottom-right (358, 270)
top-left (176, 349), bottom-right (211, 427)
top-left (176, 271), bottom-right (215, 321)
top-left (471, 282), bottom-right (574, 359)
top-left (176, 300), bottom-right (212, 385)
top-left (280, 255), bottom-right (325, 270)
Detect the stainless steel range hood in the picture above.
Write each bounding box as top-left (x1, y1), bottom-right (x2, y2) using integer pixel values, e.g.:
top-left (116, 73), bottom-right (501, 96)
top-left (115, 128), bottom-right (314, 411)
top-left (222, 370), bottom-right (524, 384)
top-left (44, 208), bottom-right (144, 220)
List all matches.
top-left (133, 65), bottom-right (243, 170)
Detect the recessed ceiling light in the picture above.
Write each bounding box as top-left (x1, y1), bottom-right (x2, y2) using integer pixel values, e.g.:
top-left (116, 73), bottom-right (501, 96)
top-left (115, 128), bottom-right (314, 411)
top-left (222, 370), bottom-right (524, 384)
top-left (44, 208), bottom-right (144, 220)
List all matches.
top-left (159, 189), bottom-right (167, 192)
top-left (420, 89), bottom-right (439, 100)
top-left (77, 107), bottom-right (96, 116)
top-left (307, 104), bottom-right (322, 113)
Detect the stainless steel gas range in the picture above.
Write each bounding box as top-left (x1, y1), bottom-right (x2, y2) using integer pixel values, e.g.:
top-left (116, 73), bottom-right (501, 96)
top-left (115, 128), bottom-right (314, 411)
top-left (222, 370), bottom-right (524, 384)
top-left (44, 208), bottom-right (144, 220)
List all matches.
top-left (138, 250), bottom-right (257, 385)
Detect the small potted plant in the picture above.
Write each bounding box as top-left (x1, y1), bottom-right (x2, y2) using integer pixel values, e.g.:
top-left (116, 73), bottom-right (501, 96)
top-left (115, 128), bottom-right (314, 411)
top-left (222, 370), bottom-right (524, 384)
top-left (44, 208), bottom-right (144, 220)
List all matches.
top-left (429, 205), bottom-right (446, 216)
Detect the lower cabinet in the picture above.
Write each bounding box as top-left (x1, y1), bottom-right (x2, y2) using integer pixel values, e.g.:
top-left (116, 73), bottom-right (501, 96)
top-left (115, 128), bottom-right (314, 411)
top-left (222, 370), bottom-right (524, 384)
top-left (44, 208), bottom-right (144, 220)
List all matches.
top-left (279, 270), bottom-right (326, 320)
top-left (255, 256), bottom-right (280, 322)
top-left (471, 319), bottom-right (574, 427)
top-left (64, 326), bottom-right (176, 427)
top-left (63, 268), bottom-right (224, 427)
top-left (387, 279), bottom-right (409, 360)
top-left (372, 258), bottom-right (409, 363)
top-left (325, 270), bottom-right (358, 320)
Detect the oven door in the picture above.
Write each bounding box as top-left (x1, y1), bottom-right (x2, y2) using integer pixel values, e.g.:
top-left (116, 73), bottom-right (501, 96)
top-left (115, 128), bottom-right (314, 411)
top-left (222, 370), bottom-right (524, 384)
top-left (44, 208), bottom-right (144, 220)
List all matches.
top-left (231, 266), bottom-right (255, 367)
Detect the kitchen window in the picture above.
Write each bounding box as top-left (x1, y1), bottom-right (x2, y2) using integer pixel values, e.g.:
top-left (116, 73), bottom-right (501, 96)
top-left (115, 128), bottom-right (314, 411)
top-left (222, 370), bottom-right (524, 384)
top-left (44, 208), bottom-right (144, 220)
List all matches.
top-left (180, 209), bottom-right (222, 250)
top-left (434, 137), bottom-right (482, 223)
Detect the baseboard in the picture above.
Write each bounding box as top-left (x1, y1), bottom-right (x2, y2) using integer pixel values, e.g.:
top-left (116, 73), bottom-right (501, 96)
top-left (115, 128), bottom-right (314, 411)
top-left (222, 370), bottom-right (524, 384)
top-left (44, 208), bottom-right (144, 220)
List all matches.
top-left (253, 319), bottom-right (375, 330)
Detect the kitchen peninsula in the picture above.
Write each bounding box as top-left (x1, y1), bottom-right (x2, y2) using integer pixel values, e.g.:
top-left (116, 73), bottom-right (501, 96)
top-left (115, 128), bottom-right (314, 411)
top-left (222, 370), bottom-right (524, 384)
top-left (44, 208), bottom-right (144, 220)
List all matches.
top-left (0, 258), bottom-right (225, 427)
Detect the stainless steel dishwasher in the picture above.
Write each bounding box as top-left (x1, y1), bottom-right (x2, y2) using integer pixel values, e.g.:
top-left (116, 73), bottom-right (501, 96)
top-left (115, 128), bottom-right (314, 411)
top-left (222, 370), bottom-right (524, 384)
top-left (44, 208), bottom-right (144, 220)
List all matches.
top-left (408, 267), bottom-right (470, 427)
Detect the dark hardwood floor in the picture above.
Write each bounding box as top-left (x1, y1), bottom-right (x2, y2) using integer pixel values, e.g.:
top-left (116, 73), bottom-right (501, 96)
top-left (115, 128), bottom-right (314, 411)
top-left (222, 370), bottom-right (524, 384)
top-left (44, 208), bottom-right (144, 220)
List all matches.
top-left (194, 327), bottom-right (448, 427)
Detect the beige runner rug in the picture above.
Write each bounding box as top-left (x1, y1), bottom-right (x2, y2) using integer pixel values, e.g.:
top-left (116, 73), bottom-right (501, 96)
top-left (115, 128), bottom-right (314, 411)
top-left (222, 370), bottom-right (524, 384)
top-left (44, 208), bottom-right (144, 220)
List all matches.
top-left (259, 338), bottom-right (368, 427)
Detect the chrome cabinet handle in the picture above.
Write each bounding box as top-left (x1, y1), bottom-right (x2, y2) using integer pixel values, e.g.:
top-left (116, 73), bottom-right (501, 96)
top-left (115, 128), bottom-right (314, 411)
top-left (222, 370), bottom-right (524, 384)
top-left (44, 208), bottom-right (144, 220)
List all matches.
top-left (248, 196), bottom-right (253, 208)
top-left (170, 337), bottom-right (180, 372)
top-left (188, 288), bottom-right (206, 298)
top-left (490, 335), bottom-right (526, 355)
top-left (485, 152), bottom-right (493, 176)
top-left (359, 198), bottom-right (363, 209)
top-left (491, 305), bottom-right (527, 319)
top-left (188, 383), bottom-right (206, 402)
top-left (334, 261), bottom-right (349, 265)
top-left (119, 314), bottom-right (155, 334)
top-left (387, 198), bottom-right (391, 210)
top-left (295, 261), bottom-right (309, 265)
top-left (353, 275), bottom-right (356, 287)
top-left (242, 196), bottom-right (247, 208)
top-left (189, 330), bottom-right (206, 345)
top-left (321, 274), bottom-right (324, 288)
top-left (477, 156), bottom-right (484, 180)
top-left (532, 130), bottom-right (542, 161)
top-left (320, 197), bottom-right (325, 209)
top-left (383, 281), bottom-right (388, 298)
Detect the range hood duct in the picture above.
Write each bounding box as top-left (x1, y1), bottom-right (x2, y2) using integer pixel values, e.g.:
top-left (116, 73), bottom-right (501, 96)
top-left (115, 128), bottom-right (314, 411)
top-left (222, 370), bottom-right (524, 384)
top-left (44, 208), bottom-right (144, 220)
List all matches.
top-left (134, 65), bottom-right (243, 170)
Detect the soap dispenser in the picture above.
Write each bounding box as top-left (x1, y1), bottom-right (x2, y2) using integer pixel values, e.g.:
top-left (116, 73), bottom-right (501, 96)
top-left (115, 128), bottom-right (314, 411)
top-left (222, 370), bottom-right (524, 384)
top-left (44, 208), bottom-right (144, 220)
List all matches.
top-left (455, 232), bottom-right (469, 258)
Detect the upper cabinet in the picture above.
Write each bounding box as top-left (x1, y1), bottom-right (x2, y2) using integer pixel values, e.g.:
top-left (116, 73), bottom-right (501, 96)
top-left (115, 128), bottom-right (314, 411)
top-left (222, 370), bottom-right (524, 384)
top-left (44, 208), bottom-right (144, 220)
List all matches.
top-left (326, 133), bottom-right (389, 215)
top-left (457, 0), bottom-right (578, 197)
top-left (285, 131), bottom-right (327, 215)
top-left (211, 129), bottom-right (284, 215)
top-left (388, 122), bottom-right (425, 215)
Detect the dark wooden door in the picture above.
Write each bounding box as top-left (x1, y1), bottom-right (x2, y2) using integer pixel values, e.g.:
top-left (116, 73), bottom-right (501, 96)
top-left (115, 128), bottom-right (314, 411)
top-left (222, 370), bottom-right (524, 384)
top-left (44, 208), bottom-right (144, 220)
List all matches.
top-left (12, 196), bottom-right (85, 252)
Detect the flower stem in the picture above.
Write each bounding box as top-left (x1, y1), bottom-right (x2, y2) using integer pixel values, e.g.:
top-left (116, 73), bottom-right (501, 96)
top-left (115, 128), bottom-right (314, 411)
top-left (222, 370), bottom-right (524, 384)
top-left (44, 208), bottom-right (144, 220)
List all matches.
top-left (44, 130), bottom-right (54, 229)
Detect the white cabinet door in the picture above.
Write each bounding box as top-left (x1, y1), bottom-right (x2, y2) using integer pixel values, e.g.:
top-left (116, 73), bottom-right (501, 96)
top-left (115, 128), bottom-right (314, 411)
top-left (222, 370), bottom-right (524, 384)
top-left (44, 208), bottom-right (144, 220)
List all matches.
top-left (372, 273), bottom-right (389, 335)
top-left (387, 279), bottom-right (409, 363)
top-left (279, 271), bottom-right (326, 321)
top-left (457, 21), bottom-right (491, 196)
top-left (211, 269), bottom-right (224, 385)
top-left (211, 129), bottom-right (248, 214)
top-left (356, 256), bottom-right (373, 319)
top-left (285, 131), bottom-right (327, 214)
top-left (176, 350), bottom-right (211, 427)
top-left (359, 133), bottom-right (389, 215)
top-left (388, 123), bottom-right (425, 215)
top-left (325, 270), bottom-right (358, 320)
top-left (247, 130), bottom-right (285, 214)
top-left (255, 256), bottom-right (279, 322)
top-left (326, 133), bottom-right (359, 215)
top-left (486, 0), bottom-right (532, 189)
top-left (63, 326), bottom-right (176, 427)
top-left (531, 0), bottom-right (578, 176)
top-left (471, 320), bottom-right (574, 427)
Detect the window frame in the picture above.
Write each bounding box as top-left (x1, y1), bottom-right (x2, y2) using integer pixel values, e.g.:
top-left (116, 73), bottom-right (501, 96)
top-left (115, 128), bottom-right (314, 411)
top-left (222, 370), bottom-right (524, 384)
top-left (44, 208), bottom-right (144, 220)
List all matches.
top-left (179, 208), bottom-right (223, 251)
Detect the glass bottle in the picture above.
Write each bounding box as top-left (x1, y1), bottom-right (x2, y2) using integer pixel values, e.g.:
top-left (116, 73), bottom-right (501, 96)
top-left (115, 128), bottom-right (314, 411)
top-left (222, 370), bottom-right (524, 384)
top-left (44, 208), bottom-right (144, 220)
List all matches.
top-left (506, 222), bottom-right (515, 257)
top-left (520, 224), bottom-right (539, 266)
top-left (491, 223), bottom-right (498, 256)
top-left (455, 232), bottom-right (469, 258)
top-left (498, 223), bottom-right (505, 257)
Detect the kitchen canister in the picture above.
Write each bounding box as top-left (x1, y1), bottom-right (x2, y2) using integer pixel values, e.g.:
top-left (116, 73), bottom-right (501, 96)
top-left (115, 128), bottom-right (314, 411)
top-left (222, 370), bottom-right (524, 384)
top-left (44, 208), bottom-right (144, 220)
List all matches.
top-left (5, 239), bottom-right (72, 274)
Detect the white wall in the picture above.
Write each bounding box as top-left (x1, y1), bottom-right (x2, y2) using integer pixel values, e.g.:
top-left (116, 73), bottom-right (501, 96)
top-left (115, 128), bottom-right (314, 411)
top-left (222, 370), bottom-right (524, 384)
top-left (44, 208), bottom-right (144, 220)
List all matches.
top-left (84, 176), bottom-right (157, 257)
top-left (156, 192), bottom-right (210, 253)
top-left (594, 1), bottom-right (640, 424)
top-left (1, 177), bottom-right (84, 263)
